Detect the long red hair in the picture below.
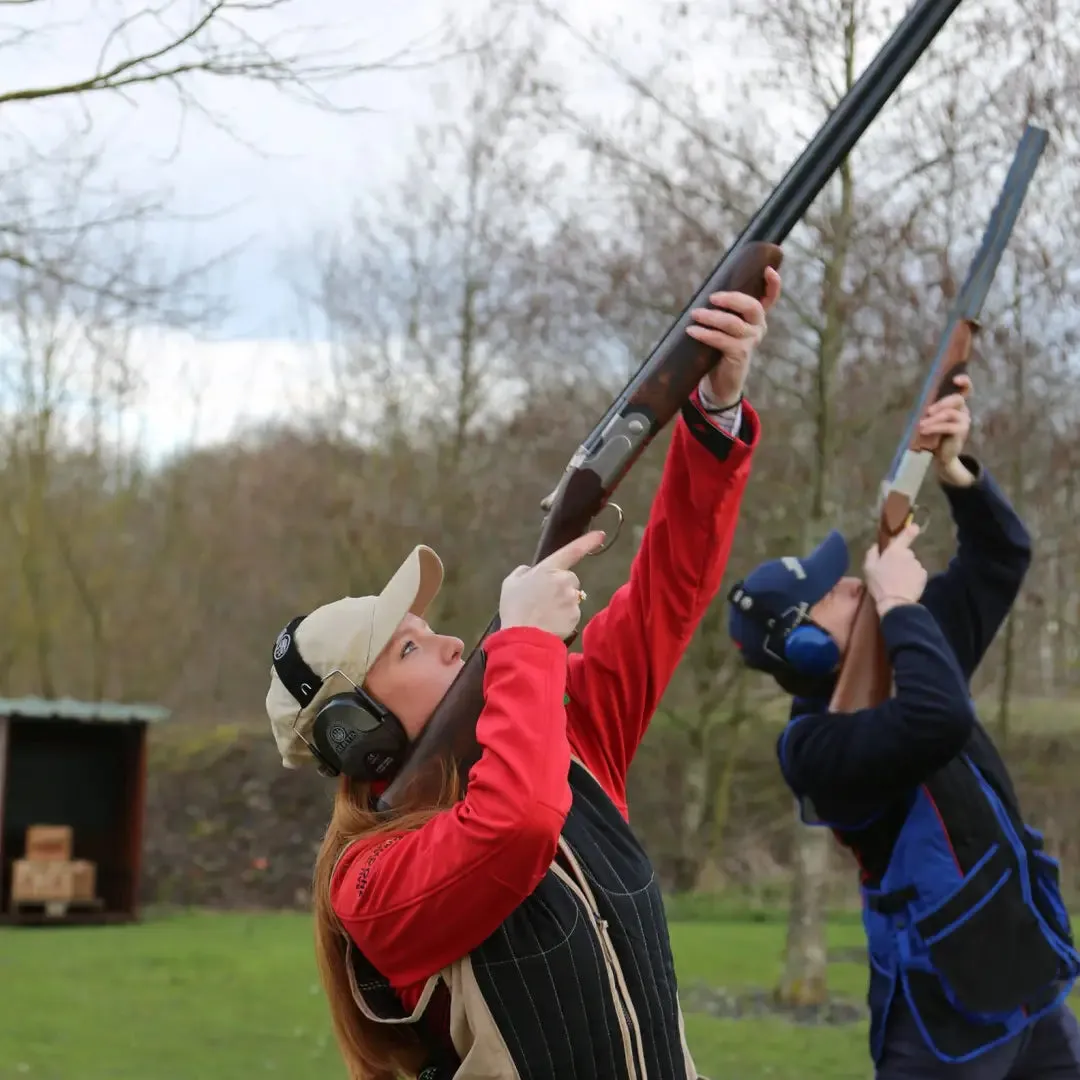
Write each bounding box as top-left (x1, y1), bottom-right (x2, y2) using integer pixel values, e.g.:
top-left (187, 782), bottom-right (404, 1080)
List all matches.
top-left (311, 764), bottom-right (461, 1079)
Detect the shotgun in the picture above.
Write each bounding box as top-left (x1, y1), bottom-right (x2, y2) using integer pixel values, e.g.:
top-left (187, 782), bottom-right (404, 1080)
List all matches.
top-left (829, 123), bottom-right (1049, 714)
top-left (379, 0), bottom-right (971, 813)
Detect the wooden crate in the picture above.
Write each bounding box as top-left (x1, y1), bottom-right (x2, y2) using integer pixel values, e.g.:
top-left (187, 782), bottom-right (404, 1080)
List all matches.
top-left (25, 824), bottom-right (74, 862)
top-left (10, 858), bottom-right (97, 905)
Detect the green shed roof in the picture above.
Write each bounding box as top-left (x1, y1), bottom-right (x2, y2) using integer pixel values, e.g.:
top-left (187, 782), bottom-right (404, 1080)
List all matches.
top-left (0, 697), bottom-right (169, 724)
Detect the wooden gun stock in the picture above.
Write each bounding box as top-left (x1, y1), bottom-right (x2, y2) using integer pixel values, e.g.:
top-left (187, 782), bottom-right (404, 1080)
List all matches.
top-left (828, 588), bottom-right (892, 713)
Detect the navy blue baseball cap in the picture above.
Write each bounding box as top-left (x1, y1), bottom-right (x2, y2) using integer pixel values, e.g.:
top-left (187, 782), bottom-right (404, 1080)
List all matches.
top-left (727, 529), bottom-right (850, 670)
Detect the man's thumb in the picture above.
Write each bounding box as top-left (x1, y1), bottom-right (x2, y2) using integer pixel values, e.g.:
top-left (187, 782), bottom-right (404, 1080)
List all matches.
top-left (893, 520), bottom-right (921, 549)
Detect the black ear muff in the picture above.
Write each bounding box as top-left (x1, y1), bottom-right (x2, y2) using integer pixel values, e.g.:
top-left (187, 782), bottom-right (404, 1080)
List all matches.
top-left (271, 613), bottom-right (411, 783)
top-left (311, 692), bottom-right (409, 782)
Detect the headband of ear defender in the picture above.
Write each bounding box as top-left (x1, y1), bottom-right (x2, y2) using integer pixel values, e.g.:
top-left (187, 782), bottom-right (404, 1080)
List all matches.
top-left (271, 615), bottom-right (409, 781)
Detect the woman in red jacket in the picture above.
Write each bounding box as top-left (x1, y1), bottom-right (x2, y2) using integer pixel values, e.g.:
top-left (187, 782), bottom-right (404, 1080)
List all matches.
top-left (264, 267), bottom-right (780, 1080)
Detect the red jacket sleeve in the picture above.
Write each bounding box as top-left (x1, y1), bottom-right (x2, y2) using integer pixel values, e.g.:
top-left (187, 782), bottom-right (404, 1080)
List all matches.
top-left (565, 392), bottom-right (760, 814)
top-left (330, 626), bottom-right (572, 989)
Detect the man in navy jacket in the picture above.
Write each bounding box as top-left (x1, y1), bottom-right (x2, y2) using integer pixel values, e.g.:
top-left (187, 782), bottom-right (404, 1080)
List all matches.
top-left (727, 377), bottom-right (1080, 1078)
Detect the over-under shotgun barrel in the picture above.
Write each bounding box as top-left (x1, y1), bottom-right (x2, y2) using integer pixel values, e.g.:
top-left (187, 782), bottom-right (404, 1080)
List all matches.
top-left (828, 123), bottom-right (1048, 716)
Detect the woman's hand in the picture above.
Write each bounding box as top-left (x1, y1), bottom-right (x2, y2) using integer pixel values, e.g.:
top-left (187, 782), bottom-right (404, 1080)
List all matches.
top-left (686, 266), bottom-right (782, 408)
top-left (499, 531), bottom-right (605, 639)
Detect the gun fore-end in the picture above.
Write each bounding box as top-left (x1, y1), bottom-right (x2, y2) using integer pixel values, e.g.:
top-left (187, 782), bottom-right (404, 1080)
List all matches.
top-left (910, 319), bottom-right (976, 453)
top-left (879, 491), bottom-right (915, 546)
top-left (726, 242), bottom-right (784, 295)
top-left (629, 242), bottom-right (783, 424)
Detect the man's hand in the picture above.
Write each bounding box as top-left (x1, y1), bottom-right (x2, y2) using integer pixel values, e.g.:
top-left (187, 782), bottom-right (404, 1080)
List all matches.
top-left (864, 521), bottom-right (928, 617)
top-left (686, 266), bottom-right (782, 408)
top-left (921, 373), bottom-right (974, 487)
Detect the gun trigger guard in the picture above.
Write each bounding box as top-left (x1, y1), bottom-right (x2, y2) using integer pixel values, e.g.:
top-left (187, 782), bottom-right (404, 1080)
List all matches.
top-left (588, 502), bottom-right (623, 555)
top-left (908, 505), bottom-right (931, 533)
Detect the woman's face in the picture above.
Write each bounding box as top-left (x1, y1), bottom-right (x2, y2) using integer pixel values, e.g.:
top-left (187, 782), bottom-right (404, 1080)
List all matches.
top-left (363, 613), bottom-right (465, 739)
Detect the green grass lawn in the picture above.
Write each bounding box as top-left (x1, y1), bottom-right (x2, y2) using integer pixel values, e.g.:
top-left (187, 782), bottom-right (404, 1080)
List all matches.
top-left (0, 908), bottom-right (881, 1080)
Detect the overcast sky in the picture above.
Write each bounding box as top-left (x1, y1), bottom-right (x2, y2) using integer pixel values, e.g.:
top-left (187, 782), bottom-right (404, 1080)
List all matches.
top-left (1, 0), bottom-right (495, 329)
top-left (2, 0), bottom-right (1002, 459)
top-left (0, 0), bottom-right (701, 455)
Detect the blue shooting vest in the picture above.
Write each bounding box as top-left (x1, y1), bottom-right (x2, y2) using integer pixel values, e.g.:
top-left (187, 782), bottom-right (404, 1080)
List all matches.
top-left (801, 748), bottom-right (1080, 1064)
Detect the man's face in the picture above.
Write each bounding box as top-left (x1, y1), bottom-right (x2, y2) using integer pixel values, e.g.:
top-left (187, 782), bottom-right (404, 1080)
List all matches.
top-left (808, 576), bottom-right (865, 656)
top-left (363, 613), bottom-right (465, 739)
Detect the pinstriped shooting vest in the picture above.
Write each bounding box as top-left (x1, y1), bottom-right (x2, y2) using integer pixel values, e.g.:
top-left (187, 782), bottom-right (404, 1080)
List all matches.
top-left (341, 758), bottom-right (704, 1079)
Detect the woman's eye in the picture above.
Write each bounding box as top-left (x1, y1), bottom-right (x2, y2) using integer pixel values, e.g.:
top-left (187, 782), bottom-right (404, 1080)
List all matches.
top-left (400, 640), bottom-right (416, 658)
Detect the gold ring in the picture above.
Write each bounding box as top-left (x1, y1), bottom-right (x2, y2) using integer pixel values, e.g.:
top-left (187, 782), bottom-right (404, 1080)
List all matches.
top-left (577, 589), bottom-right (587, 604)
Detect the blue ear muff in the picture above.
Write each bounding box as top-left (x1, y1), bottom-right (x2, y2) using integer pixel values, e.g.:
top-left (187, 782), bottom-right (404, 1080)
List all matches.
top-left (784, 624), bottom-right (840, 677)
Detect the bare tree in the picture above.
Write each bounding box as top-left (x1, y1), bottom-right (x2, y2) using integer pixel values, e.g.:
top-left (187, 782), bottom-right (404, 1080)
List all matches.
top-left (0, 161), bottom-right (208, 697)
top-left (300, 13), bottom-right (608, 631)
top-left (0, 1), bottom-right (439, 112)
top-left (0, 0), bottom-right (454, 298)
top-left (0, 0), bottom-right (457, 700)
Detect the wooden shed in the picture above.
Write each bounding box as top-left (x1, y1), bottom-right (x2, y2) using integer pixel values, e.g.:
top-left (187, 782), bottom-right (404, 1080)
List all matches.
top-left (0, 697), bottom-right (169, 925)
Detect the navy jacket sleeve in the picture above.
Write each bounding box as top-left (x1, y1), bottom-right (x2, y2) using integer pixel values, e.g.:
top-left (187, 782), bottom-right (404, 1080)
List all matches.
top-left (777, 604), bottom-right (977, 820)
top-left (918, 454), bottom-right (1032, 680)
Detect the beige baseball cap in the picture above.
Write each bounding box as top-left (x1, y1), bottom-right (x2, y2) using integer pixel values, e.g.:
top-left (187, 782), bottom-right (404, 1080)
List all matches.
top-left (265, 545), bottom-right (444, 769)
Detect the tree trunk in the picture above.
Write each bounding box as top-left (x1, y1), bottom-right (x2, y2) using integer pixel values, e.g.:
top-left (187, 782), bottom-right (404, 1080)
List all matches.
top-left (701, 669), bottom-right (750, 877)
top-left (996, 287), bottom-right (1027, 745)
top-left (673, 738), bottom-right (709, 892)
top-left (774, 0), bottom-right (858, 1003)
top-left (776, 814), bottom-right (831, 1005)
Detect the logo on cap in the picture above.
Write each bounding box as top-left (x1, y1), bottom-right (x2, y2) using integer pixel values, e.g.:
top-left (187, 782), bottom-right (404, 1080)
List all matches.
top-left (730, 585), bottom-right (753, 611)
top-left (781, 556), bottom-right (807, 580)
top-left (273, 630), bottom-right (291, 662)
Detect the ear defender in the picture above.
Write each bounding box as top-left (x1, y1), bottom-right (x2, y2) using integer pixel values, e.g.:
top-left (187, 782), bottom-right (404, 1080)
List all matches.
top-left (311, 693), bottom-right (409, 782)
top-left (728, 582), bottom-right (840, 680)
top-left (271, 613), bottom-right (413, 782)
top-left (783, 623), bottom-right (840, 677)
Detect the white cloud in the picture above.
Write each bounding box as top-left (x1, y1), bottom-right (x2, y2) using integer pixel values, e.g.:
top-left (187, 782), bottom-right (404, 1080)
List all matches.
top-left (0, 313), bottom-right (339, 460)
top-left (119, 325), bottom-right (538, 462)
top-left (119, 329), bottom-right (337, 459)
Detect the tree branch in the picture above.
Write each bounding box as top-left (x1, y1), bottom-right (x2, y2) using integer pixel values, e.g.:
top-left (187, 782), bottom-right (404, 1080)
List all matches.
top-left (0, 0), bottom-right (451, 113)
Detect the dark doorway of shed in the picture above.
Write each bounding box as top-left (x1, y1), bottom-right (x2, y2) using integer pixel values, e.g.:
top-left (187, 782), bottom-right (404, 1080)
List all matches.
top-left (1, 720), bottom-right (142, 916)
